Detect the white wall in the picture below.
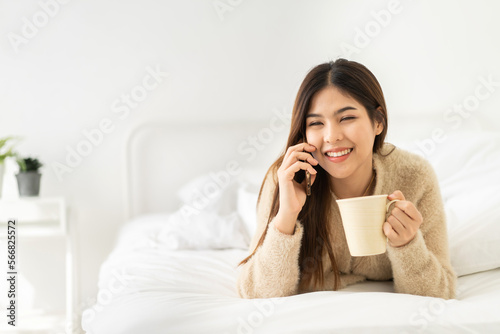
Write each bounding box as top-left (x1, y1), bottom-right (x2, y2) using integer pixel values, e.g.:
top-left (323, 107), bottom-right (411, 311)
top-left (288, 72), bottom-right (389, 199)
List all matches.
top-left (1, 0), bottom-right (499, 331)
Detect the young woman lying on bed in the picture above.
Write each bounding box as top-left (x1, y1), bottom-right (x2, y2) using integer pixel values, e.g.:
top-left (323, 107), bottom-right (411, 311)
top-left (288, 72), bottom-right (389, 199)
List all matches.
top-left (237, 59), bottom-right (456, 299)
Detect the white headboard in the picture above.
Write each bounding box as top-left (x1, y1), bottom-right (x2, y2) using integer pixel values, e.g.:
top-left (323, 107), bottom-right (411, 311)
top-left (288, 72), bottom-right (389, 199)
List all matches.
top-left (123, 119), bottom-right (289, 220)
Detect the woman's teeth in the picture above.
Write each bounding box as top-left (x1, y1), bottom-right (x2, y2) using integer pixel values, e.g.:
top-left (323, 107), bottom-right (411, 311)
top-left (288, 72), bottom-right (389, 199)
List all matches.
top-left (326, 148), bottom-right (352, 157)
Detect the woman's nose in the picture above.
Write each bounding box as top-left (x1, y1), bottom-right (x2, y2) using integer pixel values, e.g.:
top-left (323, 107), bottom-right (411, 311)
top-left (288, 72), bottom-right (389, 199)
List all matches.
top-left (325, 125), bottom-right (343, 143)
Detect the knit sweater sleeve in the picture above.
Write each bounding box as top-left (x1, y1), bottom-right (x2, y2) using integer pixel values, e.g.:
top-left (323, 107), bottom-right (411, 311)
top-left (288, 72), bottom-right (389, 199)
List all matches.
top-left (236, 172), bottom-right (303, 299)
top-left (386, 160), bottom-right (457, 299)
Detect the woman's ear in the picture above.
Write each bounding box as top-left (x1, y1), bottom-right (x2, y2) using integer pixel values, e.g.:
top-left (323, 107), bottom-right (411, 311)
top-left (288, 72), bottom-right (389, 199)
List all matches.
top-left (375, 106), bottom-right (384, 135)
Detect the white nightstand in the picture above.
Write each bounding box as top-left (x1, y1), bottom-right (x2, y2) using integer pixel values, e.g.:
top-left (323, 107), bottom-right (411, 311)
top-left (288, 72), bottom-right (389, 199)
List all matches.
top-left (0, 197), bottom-right (73, 333)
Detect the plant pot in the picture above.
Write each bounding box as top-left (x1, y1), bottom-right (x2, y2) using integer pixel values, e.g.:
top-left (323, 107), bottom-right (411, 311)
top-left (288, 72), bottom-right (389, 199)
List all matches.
top-left (16, 172), bottom-right (42, 197)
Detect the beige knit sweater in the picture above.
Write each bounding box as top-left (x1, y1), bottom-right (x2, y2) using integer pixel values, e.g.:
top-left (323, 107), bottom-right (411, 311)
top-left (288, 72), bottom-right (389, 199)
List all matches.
top-left (237, 144), bottom-right (456, 299)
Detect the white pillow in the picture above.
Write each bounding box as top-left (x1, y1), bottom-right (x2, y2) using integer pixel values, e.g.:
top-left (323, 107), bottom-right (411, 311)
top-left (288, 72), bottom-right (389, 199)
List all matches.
top-left (176, 169), bottom-right (264, 242)
top-left (448, 206), bottom-right (500, 276)
top-left (159, 172), bottom-right (258, 250)
top-left (157, 210), bottom-right (250, 250)
top-left (237, 182), bottom-right (260, 238)
top-left (407, 131), bottom-right (500, 276)
top-left (176, 173), bottom-right (240, 216)
top-left (177, 174), bottom-right (215, 204)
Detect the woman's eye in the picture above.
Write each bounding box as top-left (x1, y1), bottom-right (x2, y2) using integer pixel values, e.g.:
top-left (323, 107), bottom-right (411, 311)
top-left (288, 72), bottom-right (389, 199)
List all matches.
top-left (308, 121), bottom-right (322, 127)
top-left (340, 116), bottom-right (356, 122)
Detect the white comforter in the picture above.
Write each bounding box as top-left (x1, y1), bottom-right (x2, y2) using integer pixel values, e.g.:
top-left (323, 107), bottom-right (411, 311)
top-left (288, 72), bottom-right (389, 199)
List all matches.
top-left (82, 218), bottom-right (500, 334)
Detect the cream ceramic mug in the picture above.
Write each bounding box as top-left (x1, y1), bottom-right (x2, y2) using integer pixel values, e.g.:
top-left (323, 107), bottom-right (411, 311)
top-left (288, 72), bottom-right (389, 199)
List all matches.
top-left (336, 195), bottom-right (399, 256)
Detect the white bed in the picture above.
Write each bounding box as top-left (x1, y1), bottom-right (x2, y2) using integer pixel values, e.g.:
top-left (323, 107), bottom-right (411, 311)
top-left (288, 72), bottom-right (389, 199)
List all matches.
top-left (82, 118), bottom-right (500, 333)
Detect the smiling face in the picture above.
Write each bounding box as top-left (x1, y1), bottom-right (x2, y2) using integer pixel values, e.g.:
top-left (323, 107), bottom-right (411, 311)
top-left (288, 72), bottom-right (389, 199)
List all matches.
top-left (305, 85), bottom-right (383, 184)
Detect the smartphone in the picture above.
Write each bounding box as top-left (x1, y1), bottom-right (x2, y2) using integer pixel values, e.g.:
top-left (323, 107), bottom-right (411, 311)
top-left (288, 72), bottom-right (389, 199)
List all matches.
top-left (305, 170), bottom-right (311, 196)
top-left (293, 139), bottom-right (312, 196)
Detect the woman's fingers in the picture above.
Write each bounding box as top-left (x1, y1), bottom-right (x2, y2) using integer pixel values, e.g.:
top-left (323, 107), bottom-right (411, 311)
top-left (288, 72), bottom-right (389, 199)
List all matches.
top-left (384, 198), bottom-right (423, 247)
top-left (388, 190), bottom-right (405, 201)
top-left (386, 209), bottom-right (407, 234)
top-left (383, 222), bottom-right (396, 239)
top-left (281, 145), bottom-right (318, 170)
top-left (284, 143), bottom-right (316, 160)
top-left (289, 151), bottom-right (318, 163)
top-left (392, 200), bottom-right (422, 222)
top-left (284, 161), bottom-right (317, 179)
top-left (288, 152), bottom-right (318, 169)
top-left (310, 171), bottom-right (317, 184)
top-left (276, 143), bottom-right (318, 217)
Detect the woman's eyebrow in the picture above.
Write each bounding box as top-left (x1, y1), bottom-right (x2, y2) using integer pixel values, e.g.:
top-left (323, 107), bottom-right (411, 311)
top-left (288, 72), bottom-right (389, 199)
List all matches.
top-left (334, 106), bottom-right (357, 115)
top-left (306, 106), bottom-right (357, 118)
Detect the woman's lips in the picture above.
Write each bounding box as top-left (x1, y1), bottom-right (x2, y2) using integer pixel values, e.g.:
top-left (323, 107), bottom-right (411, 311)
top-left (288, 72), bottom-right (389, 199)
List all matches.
top-left (324, 148), bottom-right (353, 163)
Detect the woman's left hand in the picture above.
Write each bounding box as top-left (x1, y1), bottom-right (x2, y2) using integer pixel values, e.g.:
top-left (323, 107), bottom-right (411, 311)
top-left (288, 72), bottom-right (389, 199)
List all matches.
top-left (383, 190), bottom-right (423, 248)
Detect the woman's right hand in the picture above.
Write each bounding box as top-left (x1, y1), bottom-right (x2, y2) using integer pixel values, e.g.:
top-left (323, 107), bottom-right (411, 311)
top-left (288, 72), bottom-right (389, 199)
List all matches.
top-left (275, 143), bottom-right (318, 233)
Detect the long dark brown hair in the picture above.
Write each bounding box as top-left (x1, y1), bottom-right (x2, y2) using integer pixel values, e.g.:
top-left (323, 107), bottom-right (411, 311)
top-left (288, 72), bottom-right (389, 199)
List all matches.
top-left (240, 59), bottom-right (389, 291)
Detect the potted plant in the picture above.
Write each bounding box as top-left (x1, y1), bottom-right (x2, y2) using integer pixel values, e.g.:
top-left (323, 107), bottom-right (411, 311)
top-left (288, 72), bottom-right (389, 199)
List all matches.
top-left (16, 157), bottom-right (43, 197)
top-left (0, 136), bottom-right (19, 198)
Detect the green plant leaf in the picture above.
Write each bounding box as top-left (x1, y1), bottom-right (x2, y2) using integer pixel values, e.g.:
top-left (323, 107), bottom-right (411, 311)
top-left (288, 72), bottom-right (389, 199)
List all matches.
top-left (0, 136), bottom-right (21, 163)
top-left (17, 157), bottom-right (42, 172)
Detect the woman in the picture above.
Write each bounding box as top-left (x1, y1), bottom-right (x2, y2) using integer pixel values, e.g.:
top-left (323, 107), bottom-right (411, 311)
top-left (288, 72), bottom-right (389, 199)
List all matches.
top-left (237, 59), bottom-right (456, 299)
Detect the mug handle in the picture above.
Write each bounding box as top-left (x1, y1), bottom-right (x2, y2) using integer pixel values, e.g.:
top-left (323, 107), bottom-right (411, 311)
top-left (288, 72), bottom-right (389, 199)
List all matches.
top-left (386, 199), bottom-right (400, 212)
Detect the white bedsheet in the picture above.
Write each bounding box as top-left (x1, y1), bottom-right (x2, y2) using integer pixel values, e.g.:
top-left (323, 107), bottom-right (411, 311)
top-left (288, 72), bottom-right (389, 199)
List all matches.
top-left (82, 219), bottom-right (500, 334)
